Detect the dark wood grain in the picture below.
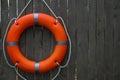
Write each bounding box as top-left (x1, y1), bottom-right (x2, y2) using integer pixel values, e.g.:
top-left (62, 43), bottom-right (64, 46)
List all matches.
top-left (95, 0), bottom-right (106, 79)
top-left (76, 0), bottom-right (89, 80)
top-left (87, 0), bottom-right (97, 80)
top-left (67, 0), bottom-right (76, 80)
top-left (104, 0), bottom-right (115, 80)
top-left (113, 0), bottom-right (120, 80)
top-left (0, 1), bottom-right (9, 80)
top-left (0, 0), bottom-right (16, 80)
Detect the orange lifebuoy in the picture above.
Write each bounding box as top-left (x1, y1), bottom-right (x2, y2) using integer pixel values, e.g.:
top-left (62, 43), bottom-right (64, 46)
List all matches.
top-left (6, 13), bottom-right (68, 73)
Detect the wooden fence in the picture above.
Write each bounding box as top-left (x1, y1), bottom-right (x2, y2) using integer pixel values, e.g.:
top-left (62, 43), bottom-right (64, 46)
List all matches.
top-left (0, 0), bottom-right (120, 80)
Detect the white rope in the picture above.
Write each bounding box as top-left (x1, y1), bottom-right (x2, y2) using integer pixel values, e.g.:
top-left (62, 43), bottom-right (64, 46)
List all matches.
top-left (15, 68), bottom-right (27, 80)
top-left (42, 0), bottom-right (57, 18)
top-left (3, 0), bottom-right (71, 80)
top-left (16, 0), bottom-right (32, 20)
top-left (51, 67), bottom-right (61, 80)
top-left (3, 18), bottom-right (17, 68)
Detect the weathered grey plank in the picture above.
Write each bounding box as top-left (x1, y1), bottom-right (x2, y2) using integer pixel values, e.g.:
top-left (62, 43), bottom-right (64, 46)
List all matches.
top-left (0, 0), bottom-right (1, 22)
top-left (0, 0), bottom-right (17, 80)
top-left (66, 0), bottom-right (77, 80)
top-left (105, 0), bottom-right (119, 80)
top-left (0, 13), bottom-right (1, 64)
top-left (1, 0), bottom-right (9, 32)
top-left (0, 0), bottom-right (9, 80)
top-left (113, 0), bottom-right (120, 80)
top-left (95, 0), bottom-right (106, 79)
top-left (76, 0), bottom-right (89, 80)
top-left (87, 0), bottom-right (97, 80)
top-left (104, 0), bottom-right (115, 80)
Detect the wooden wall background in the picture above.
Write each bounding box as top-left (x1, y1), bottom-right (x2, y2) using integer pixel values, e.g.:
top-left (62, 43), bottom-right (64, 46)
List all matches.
top-left (0, 0), bottom-right (120, 80)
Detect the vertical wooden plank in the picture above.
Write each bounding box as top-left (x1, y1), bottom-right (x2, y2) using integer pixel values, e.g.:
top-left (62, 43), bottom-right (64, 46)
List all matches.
top-left (0, 28), bottom-right (1, 50)
top-left (66, 0), bottom-right (77, 80)
top-left (77, 0), bottom-right (89, 80)
top-left (9, 0), bottom-right (16, 18)
top-left (0, 0), bottom-right (2, 56)
top-left (113, 0), bottom-right (120, 80)
top-left (0, 0), bottom-right (1, 22)
top-left (33, 0), bottom-right (42, 13)
top-left (0, 0), bottom-right (17, 80)
top-left (0, 0), bottom-right (9, 80)
top-left (95, 0), bottom-right (106, 80)
top-left (104, 0), bottom-right (114, 80)
top-left (1, 0), bottom-right (9, 32)
top-left (105, 0), bottom-right (120, 80)
top-left (87, 0), bottom-right (97, 80)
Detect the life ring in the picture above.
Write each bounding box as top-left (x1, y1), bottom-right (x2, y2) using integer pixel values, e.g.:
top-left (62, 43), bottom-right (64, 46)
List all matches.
top-left (6, 13), bottom-right (68, 73)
